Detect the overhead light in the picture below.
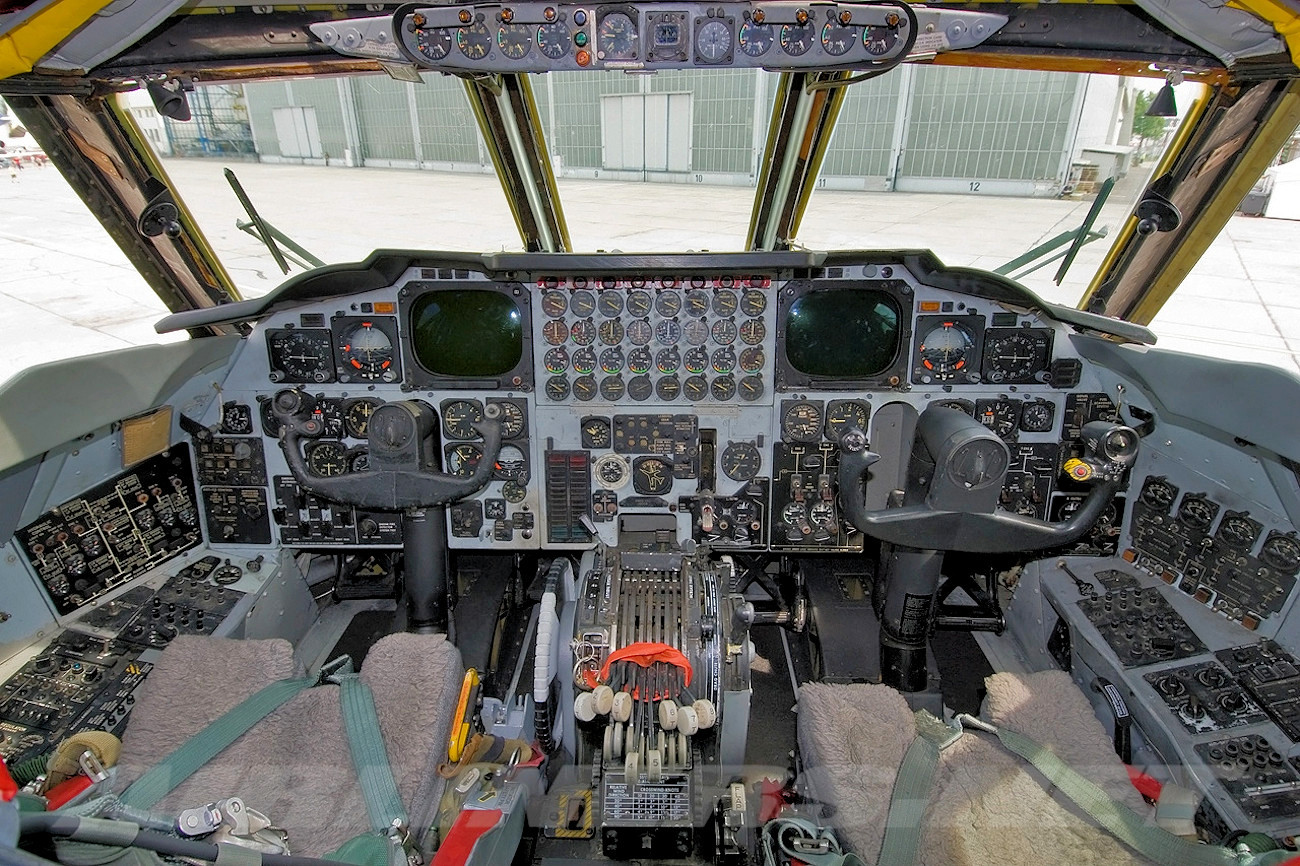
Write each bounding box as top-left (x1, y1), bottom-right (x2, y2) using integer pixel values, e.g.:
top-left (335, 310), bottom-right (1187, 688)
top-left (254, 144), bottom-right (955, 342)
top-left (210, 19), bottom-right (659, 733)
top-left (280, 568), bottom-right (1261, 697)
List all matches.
top-left (1145, 71), bottom-right (1183, 118)
top-left (147, 78), bottom-right (191, 122)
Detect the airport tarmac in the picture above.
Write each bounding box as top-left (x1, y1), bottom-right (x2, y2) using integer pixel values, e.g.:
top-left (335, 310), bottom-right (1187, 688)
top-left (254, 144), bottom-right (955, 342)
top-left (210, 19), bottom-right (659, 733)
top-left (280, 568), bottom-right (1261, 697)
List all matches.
top-left (0, 157), bottom-right (1297, 384)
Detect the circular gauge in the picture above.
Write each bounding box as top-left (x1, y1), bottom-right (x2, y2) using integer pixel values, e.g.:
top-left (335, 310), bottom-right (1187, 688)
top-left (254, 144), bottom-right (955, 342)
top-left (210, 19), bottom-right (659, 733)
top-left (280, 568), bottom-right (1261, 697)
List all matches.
top-left (948, 439), bottom-right (1009, 490)
top-left (268, 330), bottom-right (334, 382)
top-left (221, 402), bottom-right (253, 435)
top-left (598, 319), bottom-right (625, 345)
top-left (541, 290), bottom-right (568, 317)
top-left (442, 399), bottom-right (484, 439)
top-left (600, 375), bottom-right (625, 401)
top-left (626, 290), bottom-right (652, 317)
top-left (656, 347), bottom-right (681, 374)
top-left (415, 27), bottom-right (453, 61)
top-left (310, 399), bottom-right (345, 438)
top-left (978, 400), bottom-right (1021, 441)
top-left (739, 347), bottom-right (765, 373)
top-left (544, 346), bottom-right (570, 374)
top-left (780, 21), bottom-right (816, 56)
top-left (984, 330), bottom-right (1050, 384)
top-left (684, 346), bottom-right (709, 374)
top-left (570, 290), bottom-right (596, 317)
top-left (337, 322), bottom-right (397, 382)
top-left (782, 402), bottom-right (823, 442)
top-left (1141, 477), bottom-right (1178, 510)
top-left (573, 375), bottom-right (598, 401)
top-left (683, 319), bottom-right (709, 346)
top-left (633, 456), bottom-right (673, 495)
top-left (656, 319), bottom-right (682, 345)
top-left (488, 401), bottom-right (526, 438)
top-left (537, 21), bottom-right (570, 59)
top-left (933, 398), bottom-right (975, 416)
top-left (597, 11), bottom-right (638, 60)
top-left (502, 480), bottom-right (528, 503)
top-left (457, 21), bottom-right (493, 59)
top-left (1261, 534), bottom-right (1300, 574)
top-left (542, 319), bottom-right (569, 345)
top-left (581, 417), bottom-right (611, 449)
top-left (722, 442), bottom-right (761, 482)
top-left (917, 321), bottom-right (974, 379)
top-left (626, 319), bottom-right (653, 346)
top-left (597, 292), bottom-right (623, 317)
top-left (1019, 399), bottom-right (1055, 433)
top-left (711, 375), bottom-right (737, 401)
top-left (545, 376), bottom-right (570, 400)
top-left (594, 454), bottom-right (629, 489)
top-left (1177, 495), bottom-right (1218, 530)
top-left (739, 318), bottom-right (765, 345)
top-left (446, 443), bottom-right (483, 477)
top-left (711, 319), bottom-right (738, 345)
top-left (1217, 513), bottom-right (1260, 548)
top-left (570, 320), bottom-right (596, 346)
top-left (863, 24), bottom-right (898, 56)
top-left (656, 375), bottom-right (681, 400)
top-left (685, 290), bottom-right (711, 316)
top-left (711, 346), bottom-right (736, 374)
top-left (628, 374), bottom-right (653, 401)
top-left (825, 400), bottom-right (870, 442)
top-left (307, 441), bottom-right (349, 478)
top-left (683, 375), bottom-right (708, 401)
top-left (739, 20), bottom-right (774, 56)
top-left (740, 290), bottom-right (766, 316)
top-left (497, 22), bottom-right (532, 59)
top-left (628, 346), bottom-right (653, 374)
top-left (344, 398), bottom-right (383, 438)
top-left (712, 290), bottom-right (738, 316)
top-left (739, 375), bottom-right (764, 401)
top-left (600, 347), bottom-right (625, 374)
top-left (695, 18), bottom-right (732, 62)
top-left (821, 22), bottom-right (857, 56)
top-left (655, 291), bottom-right (682, 317)
top-left (492, 443), bottom-right (528, 481)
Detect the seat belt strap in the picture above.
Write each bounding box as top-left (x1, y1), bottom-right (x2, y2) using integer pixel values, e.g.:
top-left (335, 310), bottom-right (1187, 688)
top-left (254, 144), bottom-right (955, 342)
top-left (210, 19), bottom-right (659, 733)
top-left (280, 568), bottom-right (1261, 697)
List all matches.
top-left (955, 714), bottom-right (1237, 866)
top-left (335, 672), bottom-right (409, 833)
top-left (877, 711), bottom-right (962, 866)
top-left (120, 677), bottom-right (314, 810)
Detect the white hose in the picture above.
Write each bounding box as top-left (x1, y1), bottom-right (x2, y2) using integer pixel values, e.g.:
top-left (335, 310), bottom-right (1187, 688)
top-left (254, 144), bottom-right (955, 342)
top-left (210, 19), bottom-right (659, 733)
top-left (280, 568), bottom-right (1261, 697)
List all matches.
top-left (534, 589), bottom-right (558, 703)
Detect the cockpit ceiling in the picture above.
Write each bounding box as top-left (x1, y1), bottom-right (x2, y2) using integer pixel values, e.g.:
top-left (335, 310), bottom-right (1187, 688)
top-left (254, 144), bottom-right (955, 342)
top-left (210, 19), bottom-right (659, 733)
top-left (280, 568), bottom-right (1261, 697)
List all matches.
top-left (2, 2), bottom-right (1299, 89)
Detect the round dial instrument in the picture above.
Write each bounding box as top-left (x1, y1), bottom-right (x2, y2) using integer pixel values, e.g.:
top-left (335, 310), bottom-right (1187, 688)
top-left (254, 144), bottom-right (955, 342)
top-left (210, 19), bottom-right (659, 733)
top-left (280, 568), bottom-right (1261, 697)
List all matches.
top-left (918, 321), bottom-right (974, 379)
top-left (739, 347), bottom-right (764, 373)
top-left (656, 319), bottom-right (682, 345)
top-left (1141, 477), bottom-right (1178, 510)
top-left (594, 454), bottom-right (629, 489)
top-left (337, 322), bottom-right (396, 382)
top-left (597, 11), bottom-right (638, 60)
top-left (656, 376), bottom-right (681, 400)
top-left (545, 376), bottom-right (570, 400)
top-left (497, 22), bottom-right (532, 59)
top-left (821, 21), bottom-right (857, 56)
top-left (738, 375), bottom-right (764, 401)
top-left (570, 290), bottom-right (596, 317)
top-left (711, 319), bottom-right (737, 344)
top-left (307, 441), bottom-right (349, 478)
top-left (581, 416), bottom-right (611, 448)
top-left (628, 346), bottom-right (653, 374)
top-left (493, 444), bottom-right (528, 481)
top-left (544, 346), bottom-right (569, 374)
top-left (780, 21), bottom-right (816, 56)
top-left (268, 329), bottom-right (333, 383)
top-left (712, 290), bottom-right (738, 316)
top-left (600, 375), bottom-right (625, 401)
top-left (599, 319), bottom-right (624, 345)
top-left (1216, 512), bottom-right (1260, 548)
top-left (656, 347), bottom-right (680, 374)
top-left (344, 398), bottom-right (383, 438)
top-left (446, 443), bottom-right (483, 477)
top-left (488, 400), bottom-right (526, 439)
top-left (738, 20), bottom-right (773, 56)
top-left (721, 441), bottom-right (761, 481)
top-left (863, 24), bottom-right (898, 56)
top-left (600, 347), bottom-right (625, 374)
top-left (711, 375), bottom-right (736, 401)
top-left (627, 319), bottom-right (653, 346)
top-left (685, 290), bottom-right (711, 316)
top-left (626, 290), bottom-right (652, 317)
top-left (541, 290), bottom-right (567, 317)
top-left (984, 329), bottom-right (1051, 384)
top-left (683, 375), bottom-right (708, 401)
top-left (573, 375), bottom-right (598, 401)
top-left (415, 27), bottom-right (452, 61)
top-left (684, 346), bottom-right (709, 374)
top-left (1261, 534), bottom-right (1300, 574)
top-left (1177, 495), bottom-right (1218, 530)
top-left (655, 291), bottom-right (682, 317)
top-left (542, 320), bottom-right (569, 345)
top-left (711, 346), bottom-right (736, 374)
top-left (695, 18), bottom-right (732, 62)
top-left (536, 21), bottom-right (570, 59)
top-left (570, 320), bottom-right (596, 346)
top-left (1019, 399), bottom-right (1055, 433)
top-left (442, 399), bottom-right (483, 440)
top-left (633, 456), bottom-right (673, 495)
top-left (825, 400), bottom-right (870, 442)
top-left (628, 375), bottom-right (653, 401)
top-left (782, 401), bottom-right (823, 442)
top-left (739, 318), bottom-right (765, 345)
top-left (597, 292), bottom-right (623, 317)
top-left (978, 400), bottom-right (1021, 441)
top-left (457, 21), bottom-right (493, 59)
top-left (683, 319), bottom-right (709, 346)
top-left (741, 290), bottom-right (766, 316)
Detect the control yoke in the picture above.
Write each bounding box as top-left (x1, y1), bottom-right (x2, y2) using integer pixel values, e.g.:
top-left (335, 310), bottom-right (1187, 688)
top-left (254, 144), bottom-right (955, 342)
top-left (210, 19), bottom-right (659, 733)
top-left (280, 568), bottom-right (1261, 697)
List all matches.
top-left (272, 390), bottom-right (502, 510)
top-left (836, 406), bottom-right (1133, 554)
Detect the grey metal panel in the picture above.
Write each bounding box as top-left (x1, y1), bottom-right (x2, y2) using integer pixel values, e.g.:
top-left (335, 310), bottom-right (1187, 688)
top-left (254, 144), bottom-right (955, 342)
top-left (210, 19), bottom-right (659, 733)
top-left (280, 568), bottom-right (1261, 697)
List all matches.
top-left (0, 337), bottom-right (239, 475)
top-left (0, 540), bottom-right (58, 664)
top-left (667, 92), bottom-right (691, 172)
top-left (645, 93), bottom-right (668, 171)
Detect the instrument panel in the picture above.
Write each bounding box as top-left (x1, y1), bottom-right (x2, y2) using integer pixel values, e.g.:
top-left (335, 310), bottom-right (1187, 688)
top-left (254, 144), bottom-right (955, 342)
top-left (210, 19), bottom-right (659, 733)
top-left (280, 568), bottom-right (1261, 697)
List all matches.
top-left (309, 3), bottom-right (1007, 74)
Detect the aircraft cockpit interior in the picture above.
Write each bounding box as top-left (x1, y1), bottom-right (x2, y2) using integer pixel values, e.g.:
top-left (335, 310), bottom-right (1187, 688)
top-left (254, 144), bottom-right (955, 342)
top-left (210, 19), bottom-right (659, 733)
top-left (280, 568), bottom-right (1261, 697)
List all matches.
top-left (2, 3), bottom-right (1300, 866)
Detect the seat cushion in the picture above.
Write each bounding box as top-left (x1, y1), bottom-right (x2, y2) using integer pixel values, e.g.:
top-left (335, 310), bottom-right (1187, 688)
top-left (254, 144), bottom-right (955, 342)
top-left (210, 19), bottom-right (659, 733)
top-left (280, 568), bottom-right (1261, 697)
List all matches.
top-left (797, 670), bottom-right (1154, 866)
top-left (116, 633), bottom-right (463, 856)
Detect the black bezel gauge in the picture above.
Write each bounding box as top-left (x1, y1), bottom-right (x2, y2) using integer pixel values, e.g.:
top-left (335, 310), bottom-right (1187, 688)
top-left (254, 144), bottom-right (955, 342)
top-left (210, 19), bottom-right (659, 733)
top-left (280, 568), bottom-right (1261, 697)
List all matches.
top-left (821, 21), bottom-right (857, 56)
top-left (457, 19), bottom-right (494, 60)
top-left (497, 22), bottom-right (532, 60)
top-left (694, 17), bottom-right (733, 64)
top-left (738, 19), bottom-right (774, 56)
top-left (332, 316), bottom-right (401, 383)
top-left (982, 327), bottom-right (1053, 385)
top-left (536, 20), bottom-right (570, 59)
top-left (911, 314), bottom-right (985, 384)
top-left (267, 328), bottom-right (334, 384)
top-left (780, 20), bottom-right (816, 56)
top-left (596, 8), bottom-right (639, 61)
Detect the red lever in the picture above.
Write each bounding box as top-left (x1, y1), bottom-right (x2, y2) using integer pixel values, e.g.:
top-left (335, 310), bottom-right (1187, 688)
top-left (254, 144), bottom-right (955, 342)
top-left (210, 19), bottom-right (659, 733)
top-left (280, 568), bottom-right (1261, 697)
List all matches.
top-left (44, 775), bottom-right (95, 810)
top-left (598, 641), bottom-right (693, 685)
top-left (0, 756), bottom-right (17, 802)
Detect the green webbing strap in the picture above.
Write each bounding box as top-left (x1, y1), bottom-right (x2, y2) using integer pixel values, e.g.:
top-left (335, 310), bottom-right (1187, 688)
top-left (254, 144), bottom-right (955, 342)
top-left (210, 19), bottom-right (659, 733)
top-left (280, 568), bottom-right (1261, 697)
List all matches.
top-left (877, 711), bottom-right (963, 866)
top-left (955, 714), bottom-right (1238, 866)
top-left (119, 678), bottom-right (314, 810)
top-left (335, 672), bottom-right (409, 834)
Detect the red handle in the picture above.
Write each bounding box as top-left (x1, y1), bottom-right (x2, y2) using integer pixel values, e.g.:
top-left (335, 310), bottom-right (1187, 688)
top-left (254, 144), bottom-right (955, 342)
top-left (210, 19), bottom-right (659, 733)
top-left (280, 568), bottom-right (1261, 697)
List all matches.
top-left (0, 756), bottom-right (17, 802)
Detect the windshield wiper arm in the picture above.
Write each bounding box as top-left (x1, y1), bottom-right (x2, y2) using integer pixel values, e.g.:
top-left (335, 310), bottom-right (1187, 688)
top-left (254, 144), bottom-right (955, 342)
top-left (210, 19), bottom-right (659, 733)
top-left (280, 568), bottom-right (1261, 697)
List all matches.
top-left (225, 167), bottom-right (295, 274)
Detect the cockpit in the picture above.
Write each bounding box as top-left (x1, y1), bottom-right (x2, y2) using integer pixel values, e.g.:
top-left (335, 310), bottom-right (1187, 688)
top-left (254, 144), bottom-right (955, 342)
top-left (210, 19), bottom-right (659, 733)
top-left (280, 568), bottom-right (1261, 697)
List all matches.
top-left (3, 3), bottom-right (1300, 866)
